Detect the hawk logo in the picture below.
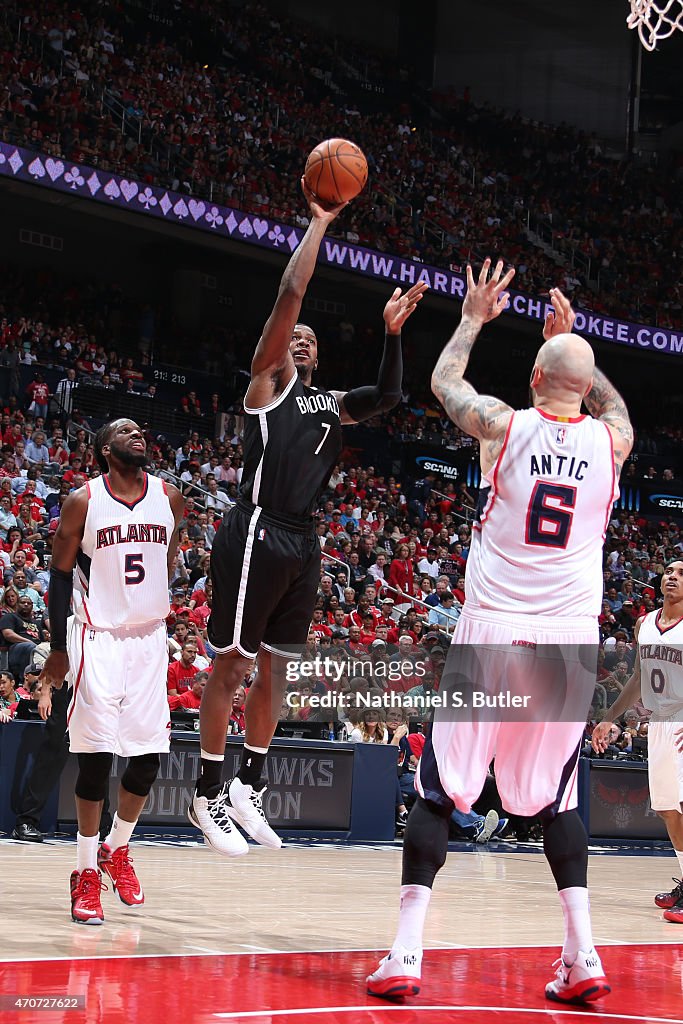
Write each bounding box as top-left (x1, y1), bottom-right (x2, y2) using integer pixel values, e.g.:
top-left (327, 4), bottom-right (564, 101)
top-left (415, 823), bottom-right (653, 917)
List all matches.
top-left (556, 427), bottom-right (567, 445)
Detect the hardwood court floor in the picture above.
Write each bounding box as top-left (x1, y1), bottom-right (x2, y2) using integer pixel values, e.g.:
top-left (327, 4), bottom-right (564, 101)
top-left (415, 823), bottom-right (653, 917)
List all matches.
top-left (1, 839), bottom-right (682, 1023)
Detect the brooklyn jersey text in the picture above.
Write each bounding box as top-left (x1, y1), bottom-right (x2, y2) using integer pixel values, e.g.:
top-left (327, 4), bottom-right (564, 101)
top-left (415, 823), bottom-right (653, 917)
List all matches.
top-left (240, 371), bottom-right (343, 520)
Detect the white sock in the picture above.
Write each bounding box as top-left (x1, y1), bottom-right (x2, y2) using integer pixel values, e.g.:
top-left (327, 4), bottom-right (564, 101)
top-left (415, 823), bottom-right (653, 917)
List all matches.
top-left (104, 813), bottom-right (136, 852)
top-left (393, 884), bottom-right (431, 951)
top-left (76, 832), bottom-right (100, 873)
top-left (559, 887), bottom-right (593, 962)
top-left (675, 850), bottom-right (683, 876)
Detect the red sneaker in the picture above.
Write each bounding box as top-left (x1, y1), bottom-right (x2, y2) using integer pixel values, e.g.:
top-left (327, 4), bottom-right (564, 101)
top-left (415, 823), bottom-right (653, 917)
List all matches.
top-left (70, 869), bottom-right (106, 925)
top-left (663, 895), bottom-right (683, 924)
top-left (655, 878), bottom-right (683, 909)
top-left (98, 843), bottom-right (144, 906)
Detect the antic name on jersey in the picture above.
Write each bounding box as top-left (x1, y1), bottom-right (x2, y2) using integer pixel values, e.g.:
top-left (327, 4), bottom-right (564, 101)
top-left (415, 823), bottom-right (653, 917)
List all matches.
top-left (529, 454), bottom-right (589, 481)
top-left (96, 523), bottom-right (169, 548)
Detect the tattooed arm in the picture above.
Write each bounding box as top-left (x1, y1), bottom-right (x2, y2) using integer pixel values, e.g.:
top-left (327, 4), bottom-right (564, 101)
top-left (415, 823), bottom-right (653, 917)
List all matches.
top-left (431, 259), bottom-right (515, 472)
top-left (583, 369), bottom-right (634, 476)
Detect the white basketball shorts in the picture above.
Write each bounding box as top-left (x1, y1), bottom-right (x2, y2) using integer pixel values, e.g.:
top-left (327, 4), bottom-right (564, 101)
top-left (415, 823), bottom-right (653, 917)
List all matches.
top-left (67, 619), bottom-right (171, 757)
top-left (416, 606), bottom-right (598, 818)
top-left (648, 720), bottom-right (683, 812)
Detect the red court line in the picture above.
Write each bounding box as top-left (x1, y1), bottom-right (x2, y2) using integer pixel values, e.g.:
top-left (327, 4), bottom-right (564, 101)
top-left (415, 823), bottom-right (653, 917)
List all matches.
top-left (0, 945), bottom-right (681, 1024)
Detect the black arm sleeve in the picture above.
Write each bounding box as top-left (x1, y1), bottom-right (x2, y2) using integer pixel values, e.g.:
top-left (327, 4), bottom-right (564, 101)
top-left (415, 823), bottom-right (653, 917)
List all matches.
top-left (48, 566), bottom-right (73, 651)
top-left (342, 331), bottom-right (403, 423)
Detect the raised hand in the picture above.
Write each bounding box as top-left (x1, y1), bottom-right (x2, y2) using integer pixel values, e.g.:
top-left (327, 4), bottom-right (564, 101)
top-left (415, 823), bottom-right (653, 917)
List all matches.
top-left (543, 287), bottom-right (576, 340)
top-left (383, 281), bottom-right (429, 334)
top-left (301, 177), bottom-right (348, 225)
top-left (462, 258), bottom-right (515, 326)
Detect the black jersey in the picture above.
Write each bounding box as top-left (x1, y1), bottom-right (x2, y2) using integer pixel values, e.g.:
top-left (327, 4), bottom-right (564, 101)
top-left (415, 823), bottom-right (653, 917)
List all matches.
top-left (240, 371), bottom-right (343, 521)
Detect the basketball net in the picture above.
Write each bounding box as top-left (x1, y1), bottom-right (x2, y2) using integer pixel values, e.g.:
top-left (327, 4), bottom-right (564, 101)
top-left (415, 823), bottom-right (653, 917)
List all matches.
top-left (627, 0), bottom-right (683, 50)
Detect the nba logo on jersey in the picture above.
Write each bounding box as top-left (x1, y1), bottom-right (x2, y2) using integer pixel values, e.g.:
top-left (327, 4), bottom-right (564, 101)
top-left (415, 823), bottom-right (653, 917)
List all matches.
top-left (555, 427), bottom-right (567, 444)
top-left (258, 528), bottom-right (266, 541)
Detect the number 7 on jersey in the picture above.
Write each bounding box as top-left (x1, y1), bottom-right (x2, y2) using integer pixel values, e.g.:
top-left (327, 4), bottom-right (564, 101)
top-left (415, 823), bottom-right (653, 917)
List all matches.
top-left (314, 422), bottom-right (331, 456)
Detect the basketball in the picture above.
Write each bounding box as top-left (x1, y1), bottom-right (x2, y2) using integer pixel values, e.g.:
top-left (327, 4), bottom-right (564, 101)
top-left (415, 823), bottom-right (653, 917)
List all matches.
top-left (304, 138), bottom-right (368, 206)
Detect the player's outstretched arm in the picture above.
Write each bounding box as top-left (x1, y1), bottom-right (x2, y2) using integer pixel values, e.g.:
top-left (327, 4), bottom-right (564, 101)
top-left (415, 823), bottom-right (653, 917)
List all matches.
top-left (583, 369), bottom-right (633, 476)
top-left (432, 259), bottom-right (515, 466)
top-left (37, 488), bottom-right (89, 708)
top-left (332, 282), bottom-right (428, 425)
top-left (247, 180), bottom-right (346, 408)
top-left (592, 620), bottom-right (643, 753)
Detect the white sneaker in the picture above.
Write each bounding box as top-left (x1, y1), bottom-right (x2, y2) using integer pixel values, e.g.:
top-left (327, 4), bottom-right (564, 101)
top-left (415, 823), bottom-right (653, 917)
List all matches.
top-left (226, 777), bottom-right (282, 849)
top-left (188, 783), bottom-right (249, 857)
top-left (474, 809), bottom-right (500, 844)
top-left (545, 948), bottom-right (611, 1004)
top-left (367, 944), bottom-right (422, 999)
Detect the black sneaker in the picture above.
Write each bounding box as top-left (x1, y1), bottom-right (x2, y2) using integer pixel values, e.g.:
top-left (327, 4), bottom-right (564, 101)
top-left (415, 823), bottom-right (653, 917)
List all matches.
top-left (655, 878), bottom-right (683, 910)
top-left (396, 810), bottom-right (408, 830)
top-left (12, 822), bottom-right (43, 843)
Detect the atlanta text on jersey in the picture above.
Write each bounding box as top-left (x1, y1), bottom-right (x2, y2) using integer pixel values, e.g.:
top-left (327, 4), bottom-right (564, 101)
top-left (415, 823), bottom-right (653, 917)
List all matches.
top-left (96, 523), bottom-right (169, 548)
top-left (640, 644), bottom-right (683, 666)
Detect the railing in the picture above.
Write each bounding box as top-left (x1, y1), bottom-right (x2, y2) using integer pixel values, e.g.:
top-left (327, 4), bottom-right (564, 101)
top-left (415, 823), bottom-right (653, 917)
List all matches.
top-left (68, 384), bottom-right (217, 442)
top-left (381, 584), bottom-right (458, 637)
top-left (320, 552), bottom-right (351, 588)
top-left (526, 209), bottom-right (593, 282)
top-left (594, 683), bottom-right (607, 710)
top-left (155, 466), bottom-right (234, 515)
top-left (430, 489), bottom-right (477, 525)
top-left (101, 89), bottom-right (142, 147)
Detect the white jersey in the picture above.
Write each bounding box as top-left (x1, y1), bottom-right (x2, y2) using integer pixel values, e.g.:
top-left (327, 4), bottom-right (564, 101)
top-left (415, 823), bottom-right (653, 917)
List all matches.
top-left (638, 609), bottom-right (683, 721)
top-left (73, 473), bottom-right (174, 630)
top-left (466, 408), bottom-right (618, 619)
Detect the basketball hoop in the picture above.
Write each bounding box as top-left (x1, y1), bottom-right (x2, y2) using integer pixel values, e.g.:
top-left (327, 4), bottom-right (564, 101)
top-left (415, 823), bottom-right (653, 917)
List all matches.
top-left (627, 0), bottom-right (683, 51)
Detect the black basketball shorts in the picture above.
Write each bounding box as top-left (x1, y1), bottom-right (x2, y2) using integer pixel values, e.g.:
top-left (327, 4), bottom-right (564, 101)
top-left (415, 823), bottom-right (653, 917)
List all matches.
top-left (208, 501), bottom-right (321, 659)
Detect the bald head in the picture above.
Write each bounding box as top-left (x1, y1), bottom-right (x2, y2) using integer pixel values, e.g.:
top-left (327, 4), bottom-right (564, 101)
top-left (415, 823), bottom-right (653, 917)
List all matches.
top-left (532, 333), bottom-right (595, 404)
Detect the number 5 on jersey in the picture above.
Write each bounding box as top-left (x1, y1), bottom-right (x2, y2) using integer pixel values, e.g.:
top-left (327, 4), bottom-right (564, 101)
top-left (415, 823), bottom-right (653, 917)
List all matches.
top-left (124, 553), bottom-right (145, 585)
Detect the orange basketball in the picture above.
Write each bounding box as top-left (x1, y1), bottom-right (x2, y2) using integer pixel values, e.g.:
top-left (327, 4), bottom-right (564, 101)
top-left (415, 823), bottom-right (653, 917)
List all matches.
top-left (304, 138), bottom-right (368, 206)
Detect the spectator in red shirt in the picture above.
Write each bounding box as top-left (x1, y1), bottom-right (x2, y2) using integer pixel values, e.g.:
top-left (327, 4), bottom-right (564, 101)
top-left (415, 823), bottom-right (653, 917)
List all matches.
top-left (229, 684), bottom-right (246, 735)
top-left (359, 612), bottom-right (377, 645)
top-left (26, 374), bottom-right (49, 420)
top-left (389, 543), bottom-right (415, 601)
top-left (377, 597), bottom-right (396, 628)
top-left (48, 437), bottom-right (69, 467)
top-left (311, 608), bottom-right (332, 638)
top-left (167, 642), bottom-right (200, 695)
top-left (168, 671), bottom-right (207, 711)
top-left (62, 457), bottom-right (85, 486)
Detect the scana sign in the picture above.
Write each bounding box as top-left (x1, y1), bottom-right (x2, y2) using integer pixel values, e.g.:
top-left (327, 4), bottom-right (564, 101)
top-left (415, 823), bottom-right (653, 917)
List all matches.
top-left (416, 456), bottom-right (459, 480)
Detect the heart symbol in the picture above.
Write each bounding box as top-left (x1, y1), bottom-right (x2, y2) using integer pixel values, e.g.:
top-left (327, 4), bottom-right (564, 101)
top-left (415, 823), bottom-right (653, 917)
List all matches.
top-left (238, 217), bottom-right (254, 237)
top-left (188, 199), bottom-right (205, 221)
top-left (120, 180), bottom-right (138, 202)
top-left (252, 218), bottom-right (268, 239)
top-left (104, 178), bottom-right (121, 199)
top-left (45, 158), bottom-right (64, 182)
top-left (28, 157), bottom-right (45, 179)
top-left (173, 198), bottom-right (189, 219)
